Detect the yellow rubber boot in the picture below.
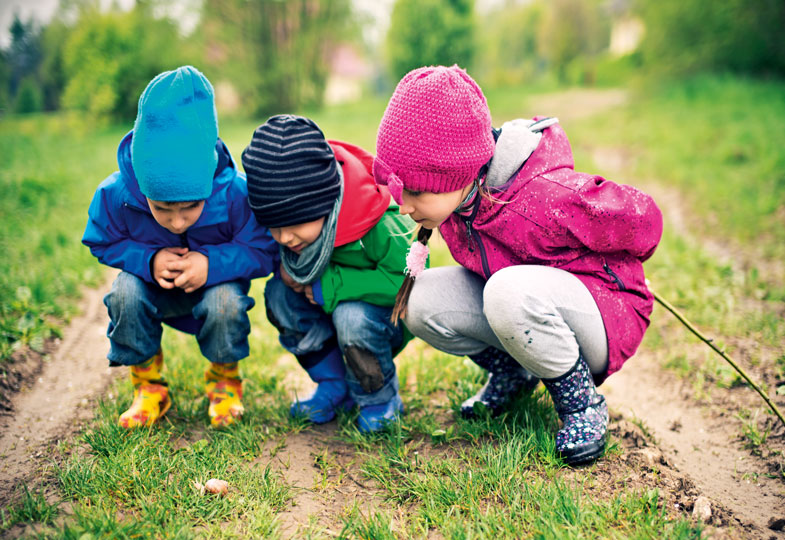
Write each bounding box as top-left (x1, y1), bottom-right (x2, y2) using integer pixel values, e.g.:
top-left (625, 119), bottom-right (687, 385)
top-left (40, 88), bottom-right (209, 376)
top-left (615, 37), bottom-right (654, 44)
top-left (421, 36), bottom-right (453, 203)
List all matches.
top-left (119, 351), bottom-right (171, 428)
top-left (205, 362), bottom-right (243, 427)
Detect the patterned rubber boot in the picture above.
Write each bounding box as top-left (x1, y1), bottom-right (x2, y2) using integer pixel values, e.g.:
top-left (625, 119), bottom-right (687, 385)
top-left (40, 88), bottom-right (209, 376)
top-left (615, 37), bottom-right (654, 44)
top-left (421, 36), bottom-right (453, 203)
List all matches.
top-left (461, 347), bottom-right (540, 418)
top-left (205, 362), bottom-right (244, 427)
top-left (291, 348), bottom-right (355, 424)
top-left (119, 351), bottom-right (171, 428)
top-left (541, 356), bottom-right (608, 465)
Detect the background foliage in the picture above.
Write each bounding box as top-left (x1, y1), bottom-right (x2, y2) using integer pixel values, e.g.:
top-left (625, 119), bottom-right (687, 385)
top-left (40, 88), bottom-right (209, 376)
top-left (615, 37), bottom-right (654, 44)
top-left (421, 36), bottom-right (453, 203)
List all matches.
top-left (1, 0), bottom-right (783, 120)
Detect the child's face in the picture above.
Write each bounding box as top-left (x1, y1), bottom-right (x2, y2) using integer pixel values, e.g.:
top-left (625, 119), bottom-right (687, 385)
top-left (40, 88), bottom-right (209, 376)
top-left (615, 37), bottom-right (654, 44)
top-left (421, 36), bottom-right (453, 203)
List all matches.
top-left (146, 198), bottom-right (205, 235)
top-left (269, 217), bottom-right (326, 253)
top-left (398, 185), bottom-right (473, 229)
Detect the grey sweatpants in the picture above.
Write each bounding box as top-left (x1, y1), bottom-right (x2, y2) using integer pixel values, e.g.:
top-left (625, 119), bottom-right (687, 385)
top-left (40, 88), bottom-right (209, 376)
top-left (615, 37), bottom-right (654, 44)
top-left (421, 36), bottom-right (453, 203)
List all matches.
top-left (403, 265), bottom-right (609, 379)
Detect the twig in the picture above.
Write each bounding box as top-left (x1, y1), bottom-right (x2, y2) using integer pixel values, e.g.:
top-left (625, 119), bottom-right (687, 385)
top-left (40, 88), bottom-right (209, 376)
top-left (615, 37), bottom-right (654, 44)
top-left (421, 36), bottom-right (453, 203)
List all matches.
top-left (652, 289), bottom-right (785, 429)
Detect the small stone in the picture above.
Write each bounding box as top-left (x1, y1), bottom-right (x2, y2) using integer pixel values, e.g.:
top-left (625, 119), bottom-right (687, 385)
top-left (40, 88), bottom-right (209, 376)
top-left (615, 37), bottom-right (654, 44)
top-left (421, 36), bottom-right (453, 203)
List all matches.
top-left (767, 517), bottom-right (785, 531)
top-left (638, 447), bottom-right (664, 468)
top-left (692, 496), bottom-right (712, 522)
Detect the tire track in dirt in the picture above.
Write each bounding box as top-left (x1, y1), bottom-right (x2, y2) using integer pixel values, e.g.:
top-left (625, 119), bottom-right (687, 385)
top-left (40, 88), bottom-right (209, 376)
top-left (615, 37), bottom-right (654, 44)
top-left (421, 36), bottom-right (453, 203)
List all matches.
top-left (0, 271), bottom-right (121, 508)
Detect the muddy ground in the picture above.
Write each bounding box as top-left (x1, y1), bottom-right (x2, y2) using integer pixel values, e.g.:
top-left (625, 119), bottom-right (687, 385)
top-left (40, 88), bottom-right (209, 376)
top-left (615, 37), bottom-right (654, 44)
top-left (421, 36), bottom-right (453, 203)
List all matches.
top-left (1, 90), bottom-right (784, 538)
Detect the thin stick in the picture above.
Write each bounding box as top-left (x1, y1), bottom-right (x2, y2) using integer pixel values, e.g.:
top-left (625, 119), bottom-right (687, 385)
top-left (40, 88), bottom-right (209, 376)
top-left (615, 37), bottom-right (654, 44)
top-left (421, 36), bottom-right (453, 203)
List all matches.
top-left (652, 289), bottom-right (785, 429)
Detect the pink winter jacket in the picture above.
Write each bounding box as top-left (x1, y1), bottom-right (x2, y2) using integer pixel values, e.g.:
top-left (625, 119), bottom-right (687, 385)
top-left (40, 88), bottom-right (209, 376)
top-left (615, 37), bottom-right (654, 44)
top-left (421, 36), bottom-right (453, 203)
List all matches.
top-left (439, 121), bottom-right (663, 384)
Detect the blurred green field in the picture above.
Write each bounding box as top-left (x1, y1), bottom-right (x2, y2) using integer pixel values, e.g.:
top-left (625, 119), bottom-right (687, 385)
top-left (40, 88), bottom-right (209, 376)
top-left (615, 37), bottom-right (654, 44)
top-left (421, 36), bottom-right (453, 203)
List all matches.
top-left (2, 75), bottom-right (784, 537)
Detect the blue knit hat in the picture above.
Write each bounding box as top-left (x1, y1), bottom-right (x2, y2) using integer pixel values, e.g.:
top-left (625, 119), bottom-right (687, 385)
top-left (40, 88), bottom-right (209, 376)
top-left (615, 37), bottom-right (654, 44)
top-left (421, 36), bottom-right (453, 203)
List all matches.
top-left (131, 65), bottom-right (218, 202)
top-left (243, 115), bottom-right (341, 228)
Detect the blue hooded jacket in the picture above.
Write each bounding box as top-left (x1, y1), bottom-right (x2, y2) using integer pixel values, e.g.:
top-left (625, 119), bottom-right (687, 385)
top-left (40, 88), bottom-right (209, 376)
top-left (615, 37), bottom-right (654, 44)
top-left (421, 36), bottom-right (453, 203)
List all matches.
top-left (83, 131), bottom-right (279, 287)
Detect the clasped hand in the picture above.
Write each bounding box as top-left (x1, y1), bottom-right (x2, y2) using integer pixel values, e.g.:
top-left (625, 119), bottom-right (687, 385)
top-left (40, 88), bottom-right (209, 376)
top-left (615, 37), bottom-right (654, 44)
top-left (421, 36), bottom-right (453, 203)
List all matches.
top-left (152, 247), bottom-right (208, 293)
top-left (280, 264), bottom-right (316, 304)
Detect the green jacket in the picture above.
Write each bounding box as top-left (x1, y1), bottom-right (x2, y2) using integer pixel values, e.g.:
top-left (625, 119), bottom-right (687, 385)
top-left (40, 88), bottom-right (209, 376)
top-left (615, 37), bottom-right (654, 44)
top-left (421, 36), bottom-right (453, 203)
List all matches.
top-left (319, 204), bottom-right (418, 314)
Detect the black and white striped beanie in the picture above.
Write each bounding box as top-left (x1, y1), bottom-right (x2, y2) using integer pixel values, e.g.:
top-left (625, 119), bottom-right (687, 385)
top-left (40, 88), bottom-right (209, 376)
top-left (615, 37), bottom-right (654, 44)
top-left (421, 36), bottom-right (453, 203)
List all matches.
top-left (243, 115), bottom-right (341, 228)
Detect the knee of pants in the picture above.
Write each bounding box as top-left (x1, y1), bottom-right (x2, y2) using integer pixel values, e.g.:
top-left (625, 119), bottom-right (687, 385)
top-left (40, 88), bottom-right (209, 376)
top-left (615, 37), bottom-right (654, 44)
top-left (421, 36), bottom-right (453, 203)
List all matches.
top-left (483, 267), bottom-right (550, 339)
top-left (198, 282), bottom-right (254, 323)
top-left (264, 276), bottom-right (291, 330)
top-left (104, 271), bottom-right (150, 316)
top-left (402, 276), bottom-right (439, 342)
top-left (331, 301), bottom-right (378, 348)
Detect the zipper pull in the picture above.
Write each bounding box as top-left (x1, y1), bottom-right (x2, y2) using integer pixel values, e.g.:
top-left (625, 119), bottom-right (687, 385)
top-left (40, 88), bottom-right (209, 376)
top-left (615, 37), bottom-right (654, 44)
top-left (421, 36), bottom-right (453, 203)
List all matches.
top-left (464, 220), bottom-right (474, 253)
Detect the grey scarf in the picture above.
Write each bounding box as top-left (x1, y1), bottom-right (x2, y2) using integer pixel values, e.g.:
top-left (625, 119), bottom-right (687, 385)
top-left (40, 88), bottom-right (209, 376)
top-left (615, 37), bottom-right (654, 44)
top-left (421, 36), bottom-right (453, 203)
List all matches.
top-left (280, 168), bottom-right (344, 285)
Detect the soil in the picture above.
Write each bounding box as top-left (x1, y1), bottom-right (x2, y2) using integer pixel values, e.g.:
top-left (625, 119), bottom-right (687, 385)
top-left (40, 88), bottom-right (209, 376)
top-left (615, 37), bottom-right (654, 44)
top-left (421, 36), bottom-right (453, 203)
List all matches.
top-left (0, 272), bottom-right (121, 508)
top-left (2, 90), bottom-right (784, 538)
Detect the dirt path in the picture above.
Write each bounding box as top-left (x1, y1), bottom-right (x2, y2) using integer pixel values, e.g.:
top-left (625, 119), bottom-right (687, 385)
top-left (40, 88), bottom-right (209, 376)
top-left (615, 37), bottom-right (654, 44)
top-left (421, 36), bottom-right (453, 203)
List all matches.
top-left (604, 356), bottom-right (785, 532)
top-left (0, 272), bottom-right (120, 508)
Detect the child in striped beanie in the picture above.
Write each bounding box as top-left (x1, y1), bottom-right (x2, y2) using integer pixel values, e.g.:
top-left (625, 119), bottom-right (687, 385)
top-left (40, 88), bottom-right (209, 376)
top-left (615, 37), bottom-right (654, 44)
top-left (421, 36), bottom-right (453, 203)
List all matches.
top-left (243, 115), bottom-right (421, 433)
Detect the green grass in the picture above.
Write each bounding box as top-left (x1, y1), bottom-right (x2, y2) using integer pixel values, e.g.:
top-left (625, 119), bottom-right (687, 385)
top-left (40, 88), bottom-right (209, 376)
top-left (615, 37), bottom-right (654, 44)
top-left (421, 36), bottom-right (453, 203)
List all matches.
top-left (3, 324), bottom-right (702, 538)
top-left (0, 114), bottom-right (126, 359)
top-left (5, 75), bottom-right (782, 536)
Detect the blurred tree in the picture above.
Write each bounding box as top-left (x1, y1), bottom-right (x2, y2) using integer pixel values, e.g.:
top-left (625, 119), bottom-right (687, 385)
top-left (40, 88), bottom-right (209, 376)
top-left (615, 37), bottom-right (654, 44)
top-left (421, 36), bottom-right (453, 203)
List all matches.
top-left (61, 1), bottom-right (186, 120)
top-left (476, 1), bottom-right (546, 86)
top-left (636, 0), bottom-right (785, 76)
top-left (38, 20), bottom-right (71, 111)
top-left (538, 0), bottom-right (609, 83)
top-left (202, 0), bottom-right (354, 116)
top-left (15, 76), bottom-right (43, 113)
top-left (386, 0), bottom-right (476, 81)
top-left (7, 15), bottom-right (42, 97)
top-left (0, 50), bottom-right (9, 112)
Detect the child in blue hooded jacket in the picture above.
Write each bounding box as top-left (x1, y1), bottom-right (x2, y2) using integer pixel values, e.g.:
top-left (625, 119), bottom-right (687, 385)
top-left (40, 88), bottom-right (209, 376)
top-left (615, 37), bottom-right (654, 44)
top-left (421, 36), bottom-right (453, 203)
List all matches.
top-left (82, 66), bottom-right (278, 428)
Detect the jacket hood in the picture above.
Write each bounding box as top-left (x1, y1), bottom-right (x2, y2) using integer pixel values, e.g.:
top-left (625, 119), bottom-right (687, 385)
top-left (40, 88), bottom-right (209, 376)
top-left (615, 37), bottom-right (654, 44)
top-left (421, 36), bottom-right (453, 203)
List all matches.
top-left (117, 130), bottom-right (234, 210)
top-left (329, 140), bottom-right (392, 247)
top-left (515, 117), bottom-right (574, 182)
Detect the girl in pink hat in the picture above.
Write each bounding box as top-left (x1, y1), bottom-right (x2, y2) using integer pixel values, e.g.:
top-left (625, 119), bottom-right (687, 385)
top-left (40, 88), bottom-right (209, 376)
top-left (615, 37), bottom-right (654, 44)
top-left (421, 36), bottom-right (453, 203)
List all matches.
top-left (374, 65), bottom-right (663, 465)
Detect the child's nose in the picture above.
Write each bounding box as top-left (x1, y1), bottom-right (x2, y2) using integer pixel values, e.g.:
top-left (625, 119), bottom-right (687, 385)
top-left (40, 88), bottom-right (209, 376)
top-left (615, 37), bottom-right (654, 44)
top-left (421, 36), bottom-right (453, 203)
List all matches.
top-left (399, 202), bottom-right (414, 216)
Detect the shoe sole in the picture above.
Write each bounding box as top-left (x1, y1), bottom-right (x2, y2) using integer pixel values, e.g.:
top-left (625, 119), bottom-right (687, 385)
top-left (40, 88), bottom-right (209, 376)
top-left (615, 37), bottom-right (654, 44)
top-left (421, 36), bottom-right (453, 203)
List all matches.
top-left (292, 397), bottom-right (355, 424)
top-left (558, 437), bottom-right (606, 466)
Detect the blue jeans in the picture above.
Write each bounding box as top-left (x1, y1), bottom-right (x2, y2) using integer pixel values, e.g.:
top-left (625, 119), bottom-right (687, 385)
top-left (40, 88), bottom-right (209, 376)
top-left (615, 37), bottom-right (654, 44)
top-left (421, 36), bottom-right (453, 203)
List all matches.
top-left (104, 271), bottom-right (255, 366)
top-left (264, 276), bottom-right (403, 407)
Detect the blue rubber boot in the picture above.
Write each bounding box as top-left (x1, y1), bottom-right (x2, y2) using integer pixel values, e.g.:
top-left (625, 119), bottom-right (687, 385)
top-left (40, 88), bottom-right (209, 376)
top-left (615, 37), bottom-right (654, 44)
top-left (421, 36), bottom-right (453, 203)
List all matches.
top-left (357, 394), bottom-right (404, 433)
top-left (461, 347), bottom-right (540, 418)
top-left (542, 356), bottom-right (608, 466)
top-left (291, 348), bottom-right (355, 424)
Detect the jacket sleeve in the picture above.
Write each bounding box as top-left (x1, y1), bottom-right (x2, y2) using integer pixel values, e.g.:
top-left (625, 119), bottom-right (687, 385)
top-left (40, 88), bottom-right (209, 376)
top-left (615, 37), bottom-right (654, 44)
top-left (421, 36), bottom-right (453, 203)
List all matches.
top-left (564, 177), bottom-right (663, 261)
top-left (197, 195), bottom-right (279, 287)
top-left (318, 213), bottom-right (413, 314)
top-left (82, 179), bottom-right (158, 282)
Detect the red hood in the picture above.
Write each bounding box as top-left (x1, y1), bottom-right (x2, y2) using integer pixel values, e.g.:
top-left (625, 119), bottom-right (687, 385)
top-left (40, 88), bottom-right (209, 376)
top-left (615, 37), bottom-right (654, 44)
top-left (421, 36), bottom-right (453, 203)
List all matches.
top-left (329, 140), bottom-right (391, 247)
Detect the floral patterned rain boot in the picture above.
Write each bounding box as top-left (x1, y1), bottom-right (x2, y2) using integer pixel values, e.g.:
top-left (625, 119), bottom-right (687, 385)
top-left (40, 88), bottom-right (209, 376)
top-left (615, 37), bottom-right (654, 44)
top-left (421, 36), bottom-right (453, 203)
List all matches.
top-left (119, 351), bottom-right (171, 428)
top-left (542, 356), bottom-right (608, 465)
top-left (205, 362), bottom-right (244, 427)
top-left (461, 347), bottom-right (540, 418)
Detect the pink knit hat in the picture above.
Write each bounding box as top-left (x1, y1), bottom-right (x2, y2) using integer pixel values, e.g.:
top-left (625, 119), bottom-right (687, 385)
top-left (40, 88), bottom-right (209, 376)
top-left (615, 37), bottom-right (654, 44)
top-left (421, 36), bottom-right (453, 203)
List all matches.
top-left (374, 65), bottom-right (495, 205)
